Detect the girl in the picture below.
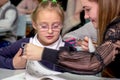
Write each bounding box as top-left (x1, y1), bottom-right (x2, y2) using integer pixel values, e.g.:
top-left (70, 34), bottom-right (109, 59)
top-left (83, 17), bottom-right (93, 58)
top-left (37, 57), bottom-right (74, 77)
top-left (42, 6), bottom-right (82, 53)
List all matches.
top-left (0, 0), bottom-right (73, 75)
top-left (25, 0), bottom-right (70, 79)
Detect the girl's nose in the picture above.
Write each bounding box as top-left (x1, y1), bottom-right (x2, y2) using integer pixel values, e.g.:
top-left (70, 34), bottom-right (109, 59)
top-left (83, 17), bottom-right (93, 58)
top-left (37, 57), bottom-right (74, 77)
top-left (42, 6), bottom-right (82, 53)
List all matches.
top-left (48, 28), bottom-right (53, 34)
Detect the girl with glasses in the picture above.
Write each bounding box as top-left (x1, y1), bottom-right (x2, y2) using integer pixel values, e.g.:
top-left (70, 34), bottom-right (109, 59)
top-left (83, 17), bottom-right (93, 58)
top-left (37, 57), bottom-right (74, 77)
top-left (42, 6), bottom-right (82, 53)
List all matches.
top-left (0, 0), bottom-right (73, 79)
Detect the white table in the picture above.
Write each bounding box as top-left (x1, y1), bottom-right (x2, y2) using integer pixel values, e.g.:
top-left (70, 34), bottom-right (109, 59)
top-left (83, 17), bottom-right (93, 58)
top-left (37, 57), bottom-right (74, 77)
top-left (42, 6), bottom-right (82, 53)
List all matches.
top-left (0, 68), bottom-right (25, 80)
top-left (0, 68), bottom-right (120, 80)
top-left (58, 73), bottom-right (120, 80)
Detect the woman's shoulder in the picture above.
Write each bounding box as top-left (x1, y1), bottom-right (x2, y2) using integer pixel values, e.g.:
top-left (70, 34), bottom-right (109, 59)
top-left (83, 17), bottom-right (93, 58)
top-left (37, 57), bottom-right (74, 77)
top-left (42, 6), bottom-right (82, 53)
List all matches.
top-left (104, 17), bottom-right (120, 42)
top-left (107, 17), bottom-right (120, 29)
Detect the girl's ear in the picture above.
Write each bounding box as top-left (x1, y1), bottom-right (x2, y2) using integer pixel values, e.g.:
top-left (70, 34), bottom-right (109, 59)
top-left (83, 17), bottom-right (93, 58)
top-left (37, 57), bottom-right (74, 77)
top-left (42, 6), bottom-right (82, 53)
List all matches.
top-left (32, 21), bottom-right (37, 30)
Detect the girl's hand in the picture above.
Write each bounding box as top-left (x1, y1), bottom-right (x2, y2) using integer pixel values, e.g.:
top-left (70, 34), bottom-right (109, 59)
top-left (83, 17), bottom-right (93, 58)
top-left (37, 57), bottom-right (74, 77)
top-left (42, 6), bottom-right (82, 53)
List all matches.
top-left (13, 48), bottom-right (27, 69)
top-left (22, 43), bottom-right (44, 61)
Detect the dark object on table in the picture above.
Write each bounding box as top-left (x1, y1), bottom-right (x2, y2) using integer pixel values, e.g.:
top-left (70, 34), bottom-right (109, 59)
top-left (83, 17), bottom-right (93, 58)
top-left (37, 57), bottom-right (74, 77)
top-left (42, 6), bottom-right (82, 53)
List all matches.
top-left (41, 77), bottom-right (53, 80)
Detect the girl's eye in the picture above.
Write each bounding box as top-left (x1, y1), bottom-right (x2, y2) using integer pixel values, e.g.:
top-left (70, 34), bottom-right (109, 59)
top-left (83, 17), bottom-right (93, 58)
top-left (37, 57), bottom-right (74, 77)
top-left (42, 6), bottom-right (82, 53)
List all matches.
top-left (52, 23), bottom-right (61, 29)
top-left (41, 25), bottom-right (48, 29)
top-left (39, 24), bottom-right (48, 29)
top-left (53, 25), bottom-right (59, 29)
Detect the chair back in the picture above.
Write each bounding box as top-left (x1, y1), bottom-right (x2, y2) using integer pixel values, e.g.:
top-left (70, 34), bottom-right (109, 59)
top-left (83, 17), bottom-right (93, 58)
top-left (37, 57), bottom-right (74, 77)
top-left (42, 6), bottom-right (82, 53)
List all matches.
top-left (16, 15), bottom-right (27, 38)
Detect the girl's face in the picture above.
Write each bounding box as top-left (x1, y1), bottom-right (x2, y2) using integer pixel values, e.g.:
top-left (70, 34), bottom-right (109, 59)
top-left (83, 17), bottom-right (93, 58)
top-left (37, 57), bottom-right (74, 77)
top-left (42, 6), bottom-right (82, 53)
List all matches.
top-left (81, 0), bottom-right (98, 28)
top-left (33, 9), bottom-right (62, 46)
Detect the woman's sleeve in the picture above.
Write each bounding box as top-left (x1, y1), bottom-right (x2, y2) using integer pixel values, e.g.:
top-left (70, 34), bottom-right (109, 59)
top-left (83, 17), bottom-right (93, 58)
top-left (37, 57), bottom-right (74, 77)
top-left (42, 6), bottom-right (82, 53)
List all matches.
top-left (42, 48), bottom-right (59, 64)
top-left (96, 24), bottom-right (120, 67)
top-left (99, 23), bottom-right (120, 65)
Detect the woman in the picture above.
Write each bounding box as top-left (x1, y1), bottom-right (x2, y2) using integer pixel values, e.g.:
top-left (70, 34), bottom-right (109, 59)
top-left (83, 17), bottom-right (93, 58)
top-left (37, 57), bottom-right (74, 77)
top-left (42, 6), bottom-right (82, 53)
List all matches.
top-left (23, 0), bottom-right (120, 78)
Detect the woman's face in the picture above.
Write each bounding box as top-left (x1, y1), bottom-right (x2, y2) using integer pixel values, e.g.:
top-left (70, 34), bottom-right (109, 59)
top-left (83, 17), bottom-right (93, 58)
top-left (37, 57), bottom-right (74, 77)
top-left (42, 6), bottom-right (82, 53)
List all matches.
top-left (33, 9), bottom-right (62, 46)
top-left (81, 0), bottom-right (98, 28)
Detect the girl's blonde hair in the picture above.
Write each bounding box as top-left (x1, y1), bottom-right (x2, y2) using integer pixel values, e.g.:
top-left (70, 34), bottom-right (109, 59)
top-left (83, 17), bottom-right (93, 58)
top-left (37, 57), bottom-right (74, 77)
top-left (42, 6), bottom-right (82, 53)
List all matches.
top-left (31, 0), bottom-right (64, 24)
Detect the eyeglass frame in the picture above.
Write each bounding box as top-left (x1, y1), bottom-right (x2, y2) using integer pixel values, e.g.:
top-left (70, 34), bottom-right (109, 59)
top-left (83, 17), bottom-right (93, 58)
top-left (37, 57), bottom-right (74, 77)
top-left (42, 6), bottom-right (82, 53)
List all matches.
top-left (36, 22), bottom-right (63, 31)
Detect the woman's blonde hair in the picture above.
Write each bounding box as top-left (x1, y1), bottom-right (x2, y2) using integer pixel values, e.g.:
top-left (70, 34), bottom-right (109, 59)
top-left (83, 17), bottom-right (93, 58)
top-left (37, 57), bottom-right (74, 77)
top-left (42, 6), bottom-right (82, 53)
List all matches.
top-left (98, 0), bottom-right (120, 44)
top-left (89, 0), bottom-right (120, 44)
top-left (31, 0), bottom-right (64, 24)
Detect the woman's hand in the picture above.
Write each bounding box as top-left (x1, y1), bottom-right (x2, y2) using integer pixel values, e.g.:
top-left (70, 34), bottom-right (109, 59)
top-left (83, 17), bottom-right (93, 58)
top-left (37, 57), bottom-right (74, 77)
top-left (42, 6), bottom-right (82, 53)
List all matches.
top-left (22, 43), bottom-right (44, 61)
top-left (79, 36), bottom-right (89, 51)
top-left (78, 36), bottom-right (97, 51)
top-left (13, 48), bottom-right (27, 69)
top-left (76, 36), bottom-right (90, 51)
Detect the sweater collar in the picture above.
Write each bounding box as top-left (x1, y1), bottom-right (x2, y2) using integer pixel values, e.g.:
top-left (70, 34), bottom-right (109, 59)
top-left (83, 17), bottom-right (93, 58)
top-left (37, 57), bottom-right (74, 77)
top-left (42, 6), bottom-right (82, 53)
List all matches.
top-left (29, 34), bottom-right (65, 50)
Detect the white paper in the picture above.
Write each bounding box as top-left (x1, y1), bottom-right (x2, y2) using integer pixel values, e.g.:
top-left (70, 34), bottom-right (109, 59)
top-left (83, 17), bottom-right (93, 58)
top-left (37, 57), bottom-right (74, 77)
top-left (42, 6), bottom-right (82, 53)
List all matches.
top-left (88, 38), bottom-right (95, 52)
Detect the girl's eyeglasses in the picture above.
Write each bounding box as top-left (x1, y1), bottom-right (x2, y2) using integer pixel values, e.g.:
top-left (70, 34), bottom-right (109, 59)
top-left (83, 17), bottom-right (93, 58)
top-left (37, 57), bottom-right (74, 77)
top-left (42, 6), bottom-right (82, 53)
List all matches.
top-left (36, 23), bottom-right (62, 31)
